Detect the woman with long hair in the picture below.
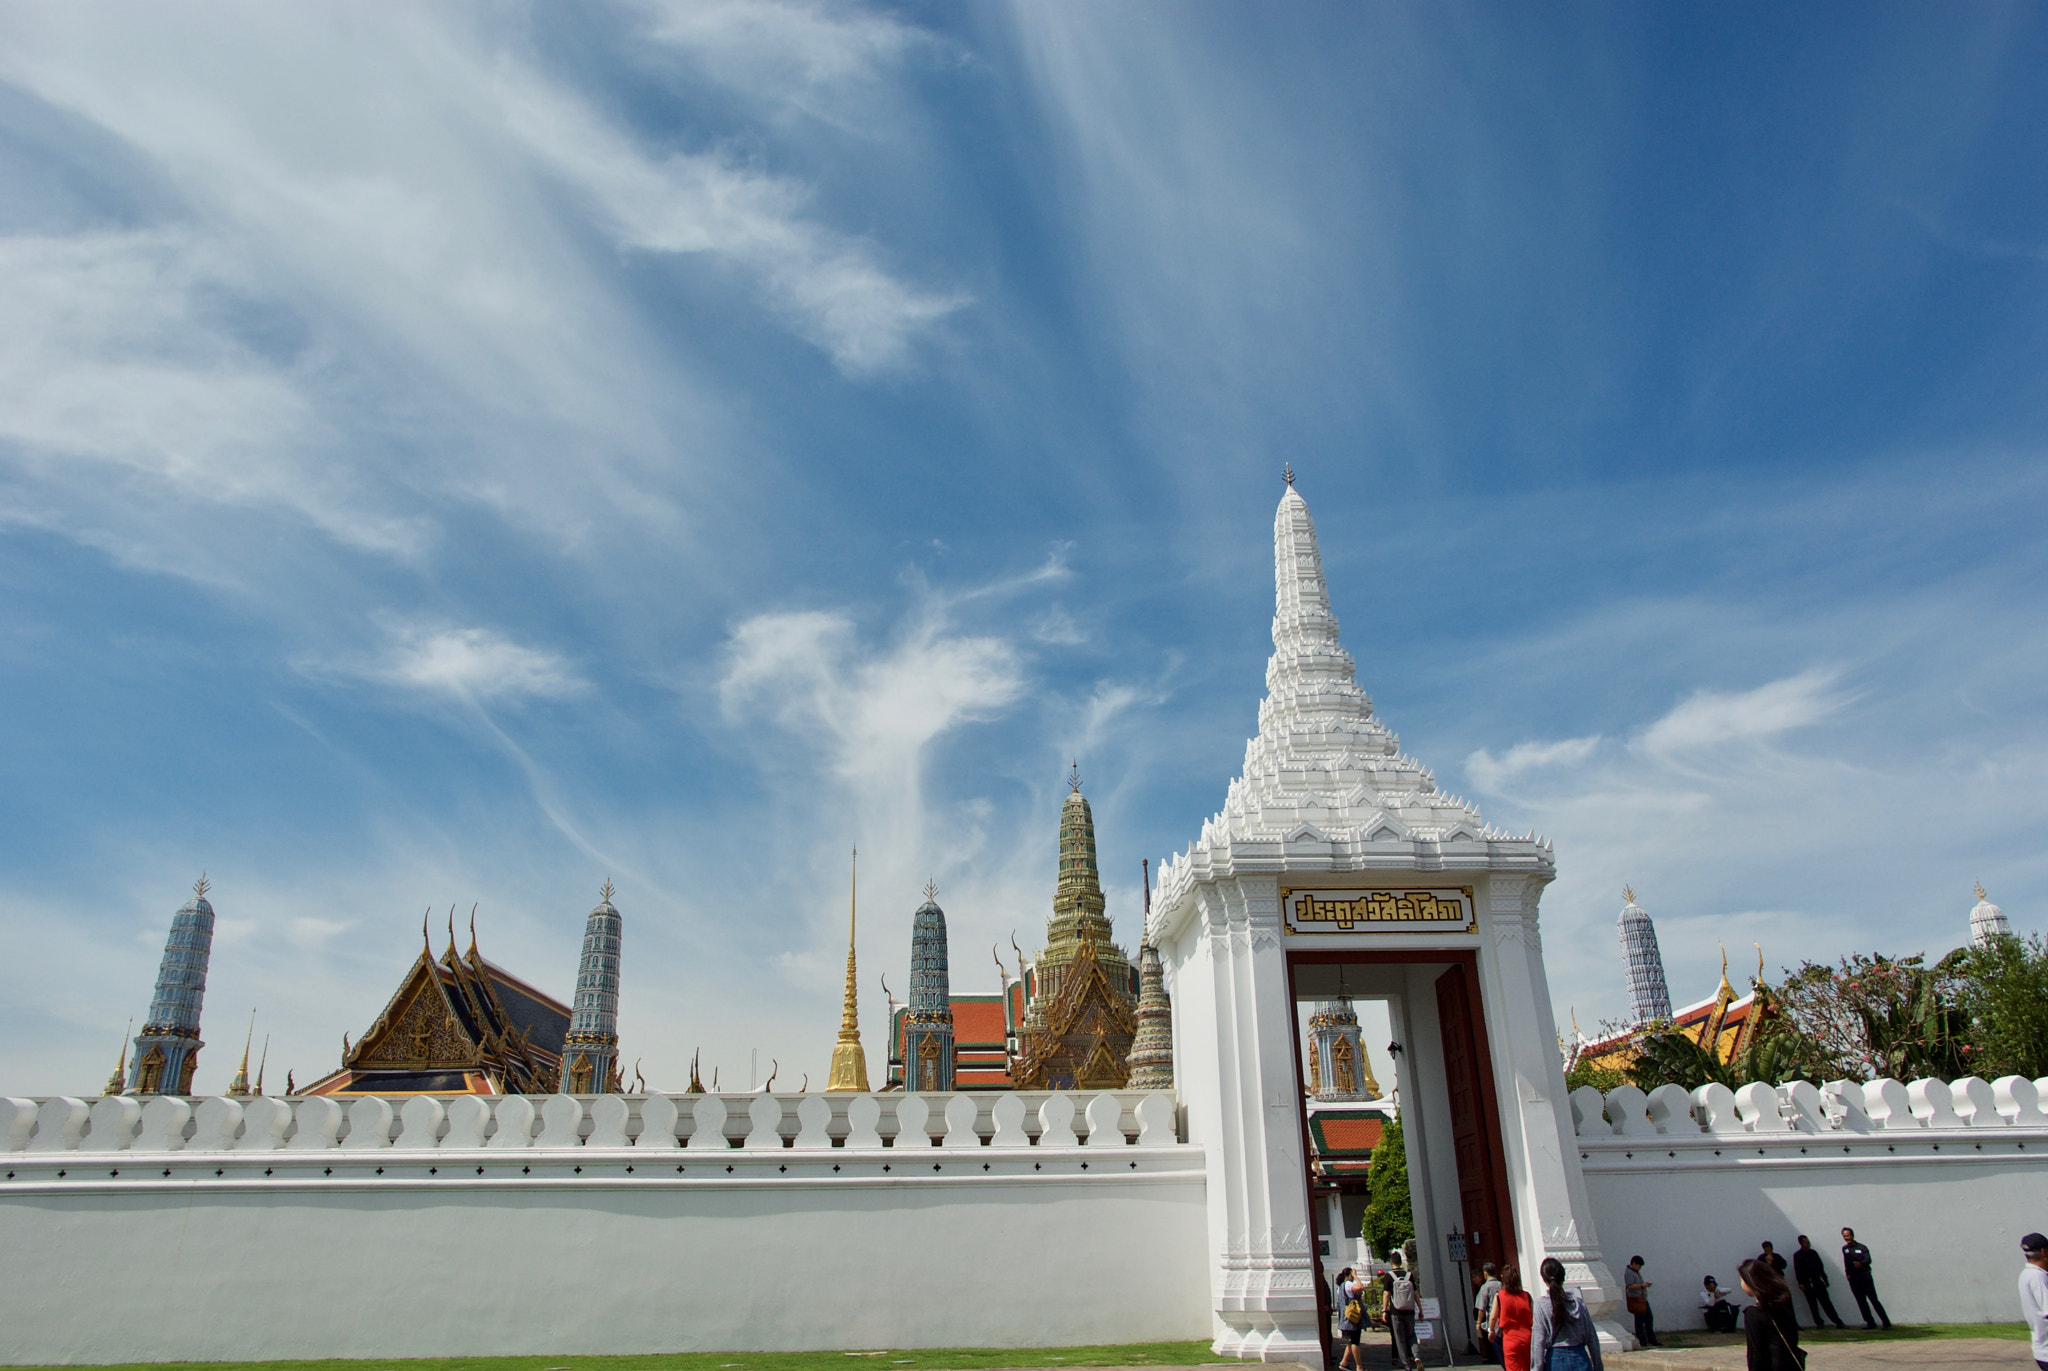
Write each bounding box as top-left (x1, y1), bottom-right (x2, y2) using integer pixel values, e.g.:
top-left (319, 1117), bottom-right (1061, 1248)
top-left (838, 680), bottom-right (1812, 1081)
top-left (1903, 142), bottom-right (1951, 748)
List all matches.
top-left (1492, 1263), bottom-right (1534, 1371)
top-left (1332, 1266), bottom-right (1366, 1371)
top-left (1738, 1258), bottom-right (1804, 1371)
top-left (1530, 1256), bottom-right (1605, 1370)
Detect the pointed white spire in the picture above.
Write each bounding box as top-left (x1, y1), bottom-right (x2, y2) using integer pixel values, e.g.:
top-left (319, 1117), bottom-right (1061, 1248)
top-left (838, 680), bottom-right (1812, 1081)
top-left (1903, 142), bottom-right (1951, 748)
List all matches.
top-left (1154, 479), bottom-right (1549, 924)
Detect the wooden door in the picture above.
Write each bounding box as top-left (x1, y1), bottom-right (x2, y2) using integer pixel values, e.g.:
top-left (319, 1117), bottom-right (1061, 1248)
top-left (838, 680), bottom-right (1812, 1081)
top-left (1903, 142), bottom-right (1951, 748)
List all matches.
top-left (1435, 962), bottom-right (1516, 1277)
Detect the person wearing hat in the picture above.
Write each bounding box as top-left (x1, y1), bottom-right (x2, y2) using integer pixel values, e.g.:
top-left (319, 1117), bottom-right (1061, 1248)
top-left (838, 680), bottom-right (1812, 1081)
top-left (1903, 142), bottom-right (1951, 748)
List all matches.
top-left (2020, 1232), bottom-right (2048, 1370)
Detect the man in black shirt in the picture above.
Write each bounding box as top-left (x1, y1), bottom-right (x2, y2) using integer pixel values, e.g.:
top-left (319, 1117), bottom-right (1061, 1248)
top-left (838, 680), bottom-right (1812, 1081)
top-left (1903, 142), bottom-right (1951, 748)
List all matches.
top-left (1758, 1241), bottom-right (1788, 1277)
top-left (1792, 1235), bottom-right (1846, 1329)
top-left (1840, 1227), bottom-right (1892, 1330)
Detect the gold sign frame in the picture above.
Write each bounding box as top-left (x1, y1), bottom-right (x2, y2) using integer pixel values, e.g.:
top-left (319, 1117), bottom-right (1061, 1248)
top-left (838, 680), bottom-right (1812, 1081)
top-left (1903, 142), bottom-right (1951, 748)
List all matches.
top-left (1282, 886), bottom-right (1476, 935)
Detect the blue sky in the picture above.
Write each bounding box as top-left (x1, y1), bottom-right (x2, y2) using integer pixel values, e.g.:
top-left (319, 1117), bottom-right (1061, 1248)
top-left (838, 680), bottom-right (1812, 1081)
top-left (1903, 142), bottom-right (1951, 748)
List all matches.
top-left (3, 4), bottom-right (2045, 1094)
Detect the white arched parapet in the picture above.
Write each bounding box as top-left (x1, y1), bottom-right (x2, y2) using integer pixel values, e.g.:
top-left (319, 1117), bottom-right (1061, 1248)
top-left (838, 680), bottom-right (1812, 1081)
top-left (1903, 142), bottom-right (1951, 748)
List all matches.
top-left (1037, 1092), bottom-right (1079, 1146)
top-left (1819, 1080), bottom-right (1874, 1133)
top-left (894, 1094), bottom-right (932, 1148)
top-left (237, 1096), bottom-right (291, 1150)
top-left (80, 1096), bottom-right (142, 1152)
top-left (2, 1098), bottom-right (38, 1151)
top-left (1734, 1082), bottom-right (1789, 1132)
top-left (1645, 1083), bottom-right (1698, 1134)
top-left (343, 1097), bottom-right (394, 1149)
top-left (989, 1093), bottom-right (1031, 1148)
top-left (441, 1096), bottom-right (490, 1149)
top-left (536, 1095), bottom-right (583, 1148)
top-left (636, 1094), bottom-right (680, 1148)
top-left (488, 1096), bottom-right (535, 1149)
top-left (844, 1094), bottom-right (883, 1149)
top-left (1567, 1085), bottom-right (1608, 1137)
top-left (1135, 1092), bottom-right (1176, 1146)
top-left (792, 1095), bottom-right (832, 1149)
top-left (1949, 1076), bottom-right (1999, 1127)
top-left (394, 1096), bottom-right (444, 1149)
top-left (1779, 1081), bottom-right (1827, 1133)
top-left (1693, 1082), bottom-right (1744, 1134)
top-left (286, 1097), bottom-right (342, 1150)
top-left (942, 1094), bottom-right (980, 1148)
top-left (1907, 1077), bottom-right (1963, 1129)
top-left (686, 1094), bottom-right (729, 1150)
top-left (136, 1096), bottom-right (193, 1152)
top-left (190, 1096), bottom-right (245, 1151)
top-left (28, 1097), bottom-right (89, 1152)
top-left (2036, 1076), bottom-right (2048, 1107)
top-left (1993, 1076), bottom-right (2048, 1126)
top-left (743, 1095), bottom-right (783, 1150)
top-left (1083, 1093), bottom-right (1126, 1146)
top-left (1603, 1085), bottom-right (1656, 1137)
top-left (586, 1096), bottom-right (631, 1148)
top-left (1863, 1078), bottom-right (1916, 1129)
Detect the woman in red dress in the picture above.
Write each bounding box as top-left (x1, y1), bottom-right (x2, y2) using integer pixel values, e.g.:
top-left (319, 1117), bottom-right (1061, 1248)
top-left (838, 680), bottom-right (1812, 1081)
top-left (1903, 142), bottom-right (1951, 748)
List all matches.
top-left (1492, 1263), bottom-right (1534, 1371)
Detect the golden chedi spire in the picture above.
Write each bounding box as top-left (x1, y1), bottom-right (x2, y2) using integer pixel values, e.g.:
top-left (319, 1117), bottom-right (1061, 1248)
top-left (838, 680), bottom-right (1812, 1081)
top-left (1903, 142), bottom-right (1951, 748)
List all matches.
top-left (225, 1010), bottom-right (256, 1098)
top-left (103, 1019), bottom-right (132, 1097)
top-left (827, 848), bottom-right (870, 1092)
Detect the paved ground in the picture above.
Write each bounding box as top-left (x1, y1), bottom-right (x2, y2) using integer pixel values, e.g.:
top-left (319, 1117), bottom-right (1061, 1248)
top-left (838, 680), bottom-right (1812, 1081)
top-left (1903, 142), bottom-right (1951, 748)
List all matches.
top-left (1611, 1335), bottom-right (2025, 1370)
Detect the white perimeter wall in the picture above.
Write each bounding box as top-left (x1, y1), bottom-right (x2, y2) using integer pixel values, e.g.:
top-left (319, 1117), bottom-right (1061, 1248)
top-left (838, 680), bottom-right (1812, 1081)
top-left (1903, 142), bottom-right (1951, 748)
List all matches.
top-left (1573, 1077), bottom-right (2048, 1328)
top-left (0, 1091), bottom-right (1209, 1366)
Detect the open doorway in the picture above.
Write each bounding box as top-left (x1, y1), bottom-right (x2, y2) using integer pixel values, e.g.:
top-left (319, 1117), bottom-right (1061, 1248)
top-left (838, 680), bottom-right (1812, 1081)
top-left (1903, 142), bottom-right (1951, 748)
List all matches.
top-left (1287, 951), bottom-right (1519, 1368)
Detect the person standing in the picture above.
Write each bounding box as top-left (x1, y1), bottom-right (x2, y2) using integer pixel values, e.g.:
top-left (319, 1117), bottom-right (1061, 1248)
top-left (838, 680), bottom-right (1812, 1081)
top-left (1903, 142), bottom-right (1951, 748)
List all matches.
top-left (1386, 1259), bottom-right (1422, 1371)
top-left (1475, 1262), bottom-right (1503, 1364)
top-left (1839, 1227), bottom-right (1891, 1331)
top-left (1737, 1259), bottom-right (1802, 1371)
top-left (1530, 1256), bottom-right (1606, 1371)
top-left (1791, 1235), bottom-right (1846, 1330)
top-left (1757, 1242), bottom-right (1788, 1278)
top-left (1492, 1264), bottom-right (1534, 1371)
top-left (1623, 1256), bottom-right (1661, 1348)
top-left (2018, 1232), bottom-right (2048, 1371)
top-left (1334, 1266), bottom-right (1367, 1371)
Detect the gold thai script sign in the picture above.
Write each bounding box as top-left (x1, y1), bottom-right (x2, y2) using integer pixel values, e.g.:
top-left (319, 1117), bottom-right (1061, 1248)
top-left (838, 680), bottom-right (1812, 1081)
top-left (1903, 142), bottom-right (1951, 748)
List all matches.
top-left (1283, 888), bottom-right (1475, 934)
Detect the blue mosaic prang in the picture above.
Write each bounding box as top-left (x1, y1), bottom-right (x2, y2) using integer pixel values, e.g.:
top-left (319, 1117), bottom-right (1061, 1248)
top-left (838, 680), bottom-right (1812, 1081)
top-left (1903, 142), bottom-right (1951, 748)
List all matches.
top-left (129, 881), bottom-right (216, 1094)
top-left (561, 884), bottom-right (623, 1093)
top-left (904, 893), bottom-right (954, 1092)
top-left (1617, 889), bottom-right (1673, 1026)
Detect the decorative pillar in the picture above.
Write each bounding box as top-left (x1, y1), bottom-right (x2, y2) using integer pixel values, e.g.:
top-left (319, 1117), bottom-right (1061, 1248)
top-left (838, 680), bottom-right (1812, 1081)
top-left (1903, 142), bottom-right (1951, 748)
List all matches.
top-left (903, 882), bottom-right (955, 1092)
top-left (129, 877), bottom-right (216, 1095)
top-left (562, 881), bottom-right (624, 1094)
top-left (1128, 938), bottom-right (1175, 1090)
top-left (1617, 886), bottom-right (1672, 1025)
top-left (1482, 874), bottom-right (1628, 1343)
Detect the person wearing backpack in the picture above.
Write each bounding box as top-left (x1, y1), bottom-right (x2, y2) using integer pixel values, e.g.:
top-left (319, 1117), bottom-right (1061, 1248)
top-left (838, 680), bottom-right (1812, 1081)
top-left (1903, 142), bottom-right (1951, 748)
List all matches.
top-left (1386, 1259), bottom-right (1422, 1371)
top-left (1333, 1267), bottom-right (1367, 1371)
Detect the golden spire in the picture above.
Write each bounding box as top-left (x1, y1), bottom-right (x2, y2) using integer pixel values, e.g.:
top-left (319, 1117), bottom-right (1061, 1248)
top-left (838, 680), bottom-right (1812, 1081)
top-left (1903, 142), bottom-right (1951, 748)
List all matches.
top-left (103, 1019), bottom-right (131, 1097)
top-left (193, 873), bottom-right (209, 901)
top-left (601, 877), bottom-right (615, 903)
top-left (1283, 463), bottom-right (1295, 487)
top-left (1359, 1042), bottom-right (1382, 1100)
top-left (226, 1010), bottom-right (255, 1097)
top-left (827, 847), bottom-right (870, 1091)
top-left (254, 1034), bottom-right (269, 1096)
top-left (686, 1049), bottom-right (704, 1095)
top-left (1717, 942), bottom-right (1732, 994)
top-left (1623, 884), bottom-right (1635, 905)
top-left (1976, 881), bottom-right (1989, 901)
top-left (1754, 941), bottom-right (1765, 988)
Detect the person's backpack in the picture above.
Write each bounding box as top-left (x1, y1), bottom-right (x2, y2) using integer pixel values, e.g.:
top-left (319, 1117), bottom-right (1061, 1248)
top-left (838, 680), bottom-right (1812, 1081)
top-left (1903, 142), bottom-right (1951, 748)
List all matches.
top-left (1391, 1273), bottom-right (1416, 1311)
top-left (1342, 1286), bottom-right (1366, 1327)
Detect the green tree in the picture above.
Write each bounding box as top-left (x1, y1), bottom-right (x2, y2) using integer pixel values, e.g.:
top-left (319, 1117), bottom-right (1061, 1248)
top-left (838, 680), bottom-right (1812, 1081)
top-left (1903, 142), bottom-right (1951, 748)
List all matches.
top-left (1361, 1113), bottom-right (1415, 1259)
top-left (1564, 1053), bottom-right (1628, 1095)
top-left (1774, 953), bottom-right (1968, 1080)
top-left (1953, 933), bottom-right (2048, 1078)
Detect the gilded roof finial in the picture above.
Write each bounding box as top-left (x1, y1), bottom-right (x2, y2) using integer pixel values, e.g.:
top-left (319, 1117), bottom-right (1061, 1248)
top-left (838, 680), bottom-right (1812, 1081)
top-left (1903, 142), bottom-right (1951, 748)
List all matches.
top-left (1976, 881), bottom-right (1988, 901)
top-left (924, 876), bottom-right (938, 901)
top-left (1068, 760), bottom-right (1082, 793)
top-left (104, 1018), bottom-right (132, 1097)
top-left (254, 1034), bottom-right (269, 1096)
top-left (1623, 884), bottom-right (1636, 905)
top-left (446, 905), bottom-right (458, 958)
top-left (1283, 463), bottom-right (1295, 487)
top-left (600, 877), bottom-right (615, 904)
top-left (421, 907), bottom-right (431, 951)
top-left (1754, 941), bottom-right (1765, 988)
top-left (468, 904), bottom-right (479, 957)
top-left (193, 873), bottom-right (209, 901)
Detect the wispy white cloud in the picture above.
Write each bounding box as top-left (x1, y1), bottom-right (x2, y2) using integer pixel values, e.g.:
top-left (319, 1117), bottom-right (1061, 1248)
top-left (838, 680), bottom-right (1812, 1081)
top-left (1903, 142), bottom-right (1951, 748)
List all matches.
top-left (1464, 735), bottom-right (1602, 794)
top-left (310, 618), bottom-right (586, 702)
top-left (1636, 668), bottom-right (1849, 756)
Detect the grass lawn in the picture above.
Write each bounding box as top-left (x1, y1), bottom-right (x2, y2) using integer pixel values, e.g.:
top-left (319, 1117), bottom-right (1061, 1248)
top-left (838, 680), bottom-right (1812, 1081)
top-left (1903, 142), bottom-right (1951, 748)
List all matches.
top-left (1651, 1322), bottom-right (2026, 1348)
top-left (4, 1343), bottom-right (1223, 1371)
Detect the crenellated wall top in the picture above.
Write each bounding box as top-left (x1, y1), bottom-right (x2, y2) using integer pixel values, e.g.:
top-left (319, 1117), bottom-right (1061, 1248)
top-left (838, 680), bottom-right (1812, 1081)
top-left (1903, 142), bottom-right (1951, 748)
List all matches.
top-left (1568, 1074), bottom-right (2048, 1148)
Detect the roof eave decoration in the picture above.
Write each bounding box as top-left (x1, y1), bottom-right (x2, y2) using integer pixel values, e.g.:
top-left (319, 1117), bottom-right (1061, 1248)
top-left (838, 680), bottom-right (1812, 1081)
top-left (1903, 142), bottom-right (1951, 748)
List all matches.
top-left (1149, 480), bottom-right (1550, 945)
